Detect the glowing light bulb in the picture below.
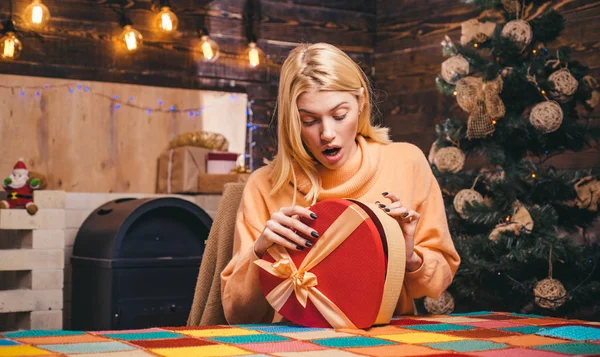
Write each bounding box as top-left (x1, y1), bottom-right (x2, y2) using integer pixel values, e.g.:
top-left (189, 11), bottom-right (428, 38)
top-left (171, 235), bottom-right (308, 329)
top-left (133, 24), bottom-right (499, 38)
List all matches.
top-left (161, 14), bottom-right (172, 31)
top-left (24, 0), bottom-right (50, 28)
top-left (202, 41), bottom-right (213, 59)
top-left (121, 25), bottom-right (143, 52)
top-left (156, 7), bottom-right (178, 33)
top-left (197, 35), bottom-right (220, 62)
top-left (248, 42), bottom-right (263, 68)
top-left (0, 32), bottom-right (22, 60)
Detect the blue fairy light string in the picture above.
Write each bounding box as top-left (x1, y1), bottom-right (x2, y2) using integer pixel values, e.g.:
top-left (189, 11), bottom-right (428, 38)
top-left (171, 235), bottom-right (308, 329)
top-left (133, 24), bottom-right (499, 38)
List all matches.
top-left (0, 82), bottom-right (247, 116)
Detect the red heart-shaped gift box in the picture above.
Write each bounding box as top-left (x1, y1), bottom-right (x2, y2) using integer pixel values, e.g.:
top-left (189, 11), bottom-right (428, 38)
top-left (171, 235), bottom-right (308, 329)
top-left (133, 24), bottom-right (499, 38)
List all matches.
top-left (256, 198), bottom-right (405, 329)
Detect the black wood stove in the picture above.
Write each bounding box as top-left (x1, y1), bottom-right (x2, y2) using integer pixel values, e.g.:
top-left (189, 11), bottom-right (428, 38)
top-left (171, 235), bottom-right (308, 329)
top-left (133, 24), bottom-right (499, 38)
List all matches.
top-left (71, 197), bottom-right (212, 331)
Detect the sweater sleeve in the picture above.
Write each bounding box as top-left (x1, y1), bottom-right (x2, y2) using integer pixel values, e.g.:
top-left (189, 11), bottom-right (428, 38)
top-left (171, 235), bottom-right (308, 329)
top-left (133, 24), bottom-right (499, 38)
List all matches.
top-left (403, 146), bottom-right (461, 299)
top-left (220, 181), bottom-right (275, 324)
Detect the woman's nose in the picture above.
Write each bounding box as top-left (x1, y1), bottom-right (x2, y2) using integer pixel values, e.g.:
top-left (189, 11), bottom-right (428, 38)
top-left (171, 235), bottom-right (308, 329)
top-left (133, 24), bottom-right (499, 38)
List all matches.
top-left (320, 119), bottom-right (335, 141)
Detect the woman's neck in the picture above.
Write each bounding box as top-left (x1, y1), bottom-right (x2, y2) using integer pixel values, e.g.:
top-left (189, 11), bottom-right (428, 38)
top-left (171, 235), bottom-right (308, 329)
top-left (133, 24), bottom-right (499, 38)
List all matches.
top-left (318, 138), bottom-right (362, 189)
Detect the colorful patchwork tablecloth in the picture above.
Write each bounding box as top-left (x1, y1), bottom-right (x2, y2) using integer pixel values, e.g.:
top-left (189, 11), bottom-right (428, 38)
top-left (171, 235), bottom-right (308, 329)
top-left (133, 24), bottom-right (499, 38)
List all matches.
top-left (1, 312), bottom-right (599, 356)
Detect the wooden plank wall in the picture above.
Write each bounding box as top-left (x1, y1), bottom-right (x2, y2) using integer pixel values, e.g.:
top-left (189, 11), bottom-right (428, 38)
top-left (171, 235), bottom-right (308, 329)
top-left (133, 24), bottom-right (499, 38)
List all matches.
top-left (0, 0), bottom-right (376, 191)
top-left (0, 74), bottom-right (248, 193)
top-left (376, 0), bottom-right (600, 155)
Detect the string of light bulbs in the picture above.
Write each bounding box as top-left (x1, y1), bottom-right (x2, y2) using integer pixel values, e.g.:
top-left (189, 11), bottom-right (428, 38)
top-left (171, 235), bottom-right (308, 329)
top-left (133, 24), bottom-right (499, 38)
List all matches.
top-left (0, 0), bottom-right (265, 67)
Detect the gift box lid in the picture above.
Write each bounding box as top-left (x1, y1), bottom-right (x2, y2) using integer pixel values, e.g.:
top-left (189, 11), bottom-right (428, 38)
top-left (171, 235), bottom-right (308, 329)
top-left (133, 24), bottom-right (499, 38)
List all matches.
top-left (256, 198), bottom-right (405, 329)
top-left (206, 152), bottom-right (239, 161)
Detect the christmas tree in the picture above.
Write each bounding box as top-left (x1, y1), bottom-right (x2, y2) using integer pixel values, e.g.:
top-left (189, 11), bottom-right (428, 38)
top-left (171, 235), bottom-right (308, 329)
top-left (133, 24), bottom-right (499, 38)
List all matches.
top-left (427, 0), bottom-right (600, 320)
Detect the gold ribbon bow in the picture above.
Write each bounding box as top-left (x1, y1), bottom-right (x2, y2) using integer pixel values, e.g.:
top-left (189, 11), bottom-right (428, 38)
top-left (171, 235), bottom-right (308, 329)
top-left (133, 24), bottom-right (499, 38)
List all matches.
top-left (168, 131), bottom-right (229, 151)
top-left (456, 76), bottom-right (506, 139)
top-left (254, 202), bottom-right (405, 329)
top-left (269, 258), bottom-right (318, 308)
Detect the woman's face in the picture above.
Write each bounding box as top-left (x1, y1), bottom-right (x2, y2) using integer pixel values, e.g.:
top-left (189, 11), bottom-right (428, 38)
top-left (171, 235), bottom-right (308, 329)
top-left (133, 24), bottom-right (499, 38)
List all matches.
top-left (297, 89), bottom-right (362, 170)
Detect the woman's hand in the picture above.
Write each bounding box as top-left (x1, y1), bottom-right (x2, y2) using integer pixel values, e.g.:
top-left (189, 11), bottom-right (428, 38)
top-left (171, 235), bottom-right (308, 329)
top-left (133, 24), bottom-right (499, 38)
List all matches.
top-left (254, 206), bottom-right (319, 258)
top-left (378, 192), bottom-right (423, 271)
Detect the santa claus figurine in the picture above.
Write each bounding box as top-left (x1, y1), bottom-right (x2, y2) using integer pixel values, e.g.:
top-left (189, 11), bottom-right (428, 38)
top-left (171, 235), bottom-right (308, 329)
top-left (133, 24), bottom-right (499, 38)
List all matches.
top-left (1, 159), bottom-right (41, 215)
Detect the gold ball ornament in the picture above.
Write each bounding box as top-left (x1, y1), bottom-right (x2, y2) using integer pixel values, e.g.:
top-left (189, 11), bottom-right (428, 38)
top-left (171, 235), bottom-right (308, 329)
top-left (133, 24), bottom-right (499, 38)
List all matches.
top-left (441, 55), bottom-right (470, 84)
top-left (501, 20), bottom-right (533, 51)
top-left (534, 278), bottom-right (567, 310)
top-left (424, 291), bottom-right (455, 315)
top-left (454, 189), bottom-right (484, 219)
top-left (548, 69), bottom-right (579, 102)
top-left (433, 147), bottom-right (465, 173)
top-left (529, 101), bottom-right (563, 134)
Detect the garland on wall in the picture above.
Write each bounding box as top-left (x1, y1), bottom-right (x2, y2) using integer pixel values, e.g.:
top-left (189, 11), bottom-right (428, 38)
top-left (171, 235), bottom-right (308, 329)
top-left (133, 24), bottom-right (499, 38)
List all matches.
top-left (0, 80), bottom-right (269, 167)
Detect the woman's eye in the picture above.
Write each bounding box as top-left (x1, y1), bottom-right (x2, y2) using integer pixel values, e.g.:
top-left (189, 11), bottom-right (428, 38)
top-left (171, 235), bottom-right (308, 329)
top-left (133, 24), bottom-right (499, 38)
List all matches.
top-left (302, 120), bottom-right (316, 126)
top-left (333, 114), bottom-right (347, 120)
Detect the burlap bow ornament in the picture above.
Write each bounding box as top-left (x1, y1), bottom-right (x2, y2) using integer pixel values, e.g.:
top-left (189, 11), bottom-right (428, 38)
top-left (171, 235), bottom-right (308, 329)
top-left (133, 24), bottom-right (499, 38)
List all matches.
top-left (456, 76), bottom-right (506, 139)
top-left (567, 176), bottom-right (600, 212)
top-left (489, 201), bottom-right (534, 240)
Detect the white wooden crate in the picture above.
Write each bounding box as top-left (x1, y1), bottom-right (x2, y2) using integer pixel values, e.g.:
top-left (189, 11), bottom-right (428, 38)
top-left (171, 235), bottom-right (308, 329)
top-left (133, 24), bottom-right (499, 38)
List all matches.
top-left (0, 210), bottom-right (65, 230)
top-left (0, 310), bottom-right (62, 331)
top-left (0, 201), bottom-right (66, 331)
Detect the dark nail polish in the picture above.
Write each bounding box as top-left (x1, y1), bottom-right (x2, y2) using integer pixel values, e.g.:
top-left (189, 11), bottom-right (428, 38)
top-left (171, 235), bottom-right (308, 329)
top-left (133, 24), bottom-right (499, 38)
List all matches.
top-left (311, 231), bottom-right (319, 238)
top-left (382, 192), bottom-right (388, 196)
top-left (305, 241), bottom-right (313, 247)
top-left (379, 203), bottom-right (386, 208)
top-left (296, 245), bottom-right (305, 251)
top-left (402, 212), bottom-right (409, 218)
top-left (385, 208), bottom-right (390, 212)
top-left (310, 213), bottom-right (318, 219)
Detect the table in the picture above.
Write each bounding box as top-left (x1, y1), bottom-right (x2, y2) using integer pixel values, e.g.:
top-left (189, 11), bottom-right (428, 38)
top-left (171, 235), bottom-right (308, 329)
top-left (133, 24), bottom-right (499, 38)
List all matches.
top-left (1, 311), bottom-right (599, 356)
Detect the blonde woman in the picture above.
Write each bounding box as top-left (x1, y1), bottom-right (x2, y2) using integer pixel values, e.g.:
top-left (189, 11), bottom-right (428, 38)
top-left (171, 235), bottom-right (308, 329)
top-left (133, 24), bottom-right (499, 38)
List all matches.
top-left (221, 43), bottom-right (460, 324)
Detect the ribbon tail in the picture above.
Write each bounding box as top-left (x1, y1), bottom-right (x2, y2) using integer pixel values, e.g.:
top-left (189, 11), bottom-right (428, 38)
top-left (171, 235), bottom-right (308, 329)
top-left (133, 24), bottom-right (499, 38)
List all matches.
top-left (294, 284), bottom-right (310, 308)
top-left (309, 288), bottom-right (357, 329)
top-left (265, 280), bottom-right (295, 312)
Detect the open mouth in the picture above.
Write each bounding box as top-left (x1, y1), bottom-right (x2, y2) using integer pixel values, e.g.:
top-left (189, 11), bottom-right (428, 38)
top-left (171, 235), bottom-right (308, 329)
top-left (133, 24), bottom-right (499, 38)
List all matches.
top-left (322, 147), bottom-right (341, 156)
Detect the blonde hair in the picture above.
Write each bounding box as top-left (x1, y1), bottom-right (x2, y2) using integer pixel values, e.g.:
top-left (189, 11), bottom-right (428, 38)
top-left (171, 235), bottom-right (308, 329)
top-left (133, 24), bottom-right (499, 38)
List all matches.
top-left (270, 43), bottom-right (391, 204)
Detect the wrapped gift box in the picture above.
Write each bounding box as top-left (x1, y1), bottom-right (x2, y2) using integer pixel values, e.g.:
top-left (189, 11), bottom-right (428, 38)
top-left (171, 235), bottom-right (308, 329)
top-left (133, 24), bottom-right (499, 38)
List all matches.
top-left (157, 147), bottom-right (212, 194)
top-left (207, 152), bottom-right (239, 174)
top-left (157, 147), bottom-right (248, 194)
top-left (256, 198), bottom-right (406, 329)
top-left (198, 173), bottom-right (250, 194)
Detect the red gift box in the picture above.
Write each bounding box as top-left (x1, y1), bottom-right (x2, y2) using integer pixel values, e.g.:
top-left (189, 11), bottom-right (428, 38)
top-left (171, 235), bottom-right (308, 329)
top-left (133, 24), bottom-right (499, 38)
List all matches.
top-left (206, 151), bottom-right (239, 174)
top-left (255, 198), bottom-right (406, 329)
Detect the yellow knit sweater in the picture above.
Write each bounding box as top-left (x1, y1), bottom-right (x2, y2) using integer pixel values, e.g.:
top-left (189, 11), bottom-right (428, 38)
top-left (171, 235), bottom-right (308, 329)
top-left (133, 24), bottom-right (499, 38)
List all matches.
top-left (221, 135), bottom-right (461, 324)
